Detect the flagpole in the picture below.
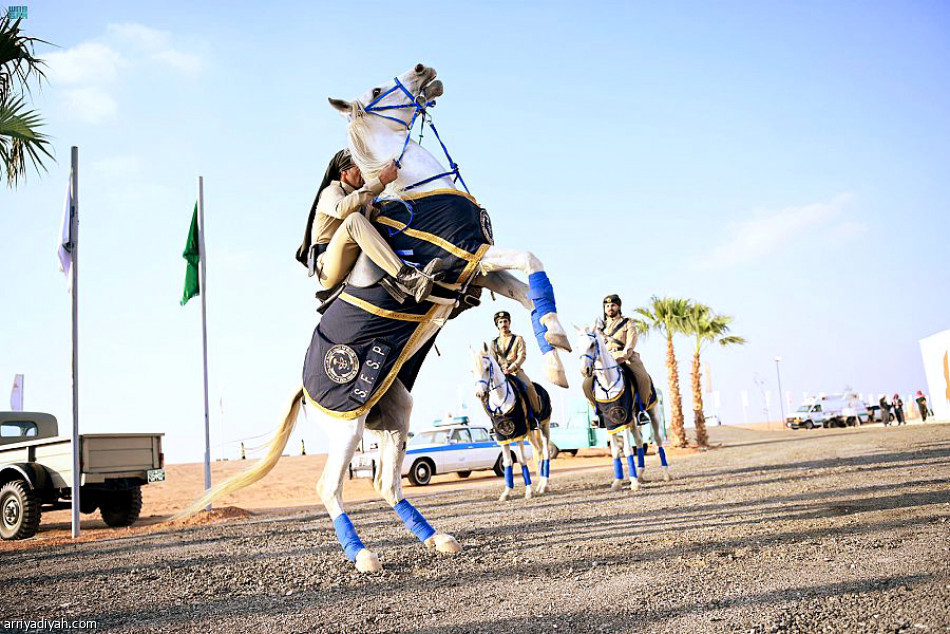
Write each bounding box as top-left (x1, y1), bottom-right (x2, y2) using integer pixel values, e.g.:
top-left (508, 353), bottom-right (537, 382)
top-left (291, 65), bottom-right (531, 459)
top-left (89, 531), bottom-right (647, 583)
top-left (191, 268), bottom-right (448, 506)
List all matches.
top-left (70, 146), bottom-right (81, 539)
top-left (198, 176), bottom-right (212, 507)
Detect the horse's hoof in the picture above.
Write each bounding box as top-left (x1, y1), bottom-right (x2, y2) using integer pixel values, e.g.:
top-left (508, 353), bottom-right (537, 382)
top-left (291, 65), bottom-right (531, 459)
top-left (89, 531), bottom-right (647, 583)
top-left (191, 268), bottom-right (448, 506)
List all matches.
top-left (355, 549), bottom-right (382, 573)
top-left (524, 488), bottom-right (533, 499)
top-left (543, 351), bottom-right (569, 389)
top-left (629, 480), bottom-right (640, 492)
top-left (610, 479), bottom-right (623, 490)
top-left (540, 313), bottom-right (572, 352)
top-left (636, 473), bottom-right (645, 483)
top-left (499, 488), bottom-right (512, 502)
top-left (663, 472), bottom-right (672, 482)
top-left (425, 533), bottom-right (462, 555)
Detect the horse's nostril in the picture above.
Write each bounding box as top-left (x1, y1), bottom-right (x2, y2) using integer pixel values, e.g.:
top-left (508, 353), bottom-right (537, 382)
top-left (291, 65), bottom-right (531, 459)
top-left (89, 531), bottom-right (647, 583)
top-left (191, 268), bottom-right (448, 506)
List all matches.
top-left (415, 63), bottom-right (424, 73)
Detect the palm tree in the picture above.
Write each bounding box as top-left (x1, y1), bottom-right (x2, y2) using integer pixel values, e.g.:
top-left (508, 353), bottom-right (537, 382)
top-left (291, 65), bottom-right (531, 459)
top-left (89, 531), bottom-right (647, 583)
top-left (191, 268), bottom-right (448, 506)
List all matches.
top-left (0, 17), bottom-right (53, 187)
top-left (683, 304), bottom-right (746, 447)
top-left (634, 297), bottom-right (691, 447)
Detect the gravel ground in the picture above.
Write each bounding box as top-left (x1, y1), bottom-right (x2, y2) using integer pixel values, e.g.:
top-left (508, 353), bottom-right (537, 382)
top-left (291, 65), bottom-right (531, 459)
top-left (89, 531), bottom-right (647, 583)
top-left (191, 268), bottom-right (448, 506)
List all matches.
top-left (2, 423), bottom-right (949, 634)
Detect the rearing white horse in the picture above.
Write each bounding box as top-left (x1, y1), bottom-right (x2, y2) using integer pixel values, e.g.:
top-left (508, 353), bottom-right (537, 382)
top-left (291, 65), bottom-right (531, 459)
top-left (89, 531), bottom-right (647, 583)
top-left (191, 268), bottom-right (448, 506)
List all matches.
top-left (174, 64), bottom-right (570, 574)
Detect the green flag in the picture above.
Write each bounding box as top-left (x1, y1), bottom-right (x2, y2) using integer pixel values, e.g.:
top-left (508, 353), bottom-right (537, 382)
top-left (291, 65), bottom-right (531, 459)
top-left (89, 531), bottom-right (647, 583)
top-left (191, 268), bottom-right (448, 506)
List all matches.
top-left (180, 203), bottom-right (200, 306)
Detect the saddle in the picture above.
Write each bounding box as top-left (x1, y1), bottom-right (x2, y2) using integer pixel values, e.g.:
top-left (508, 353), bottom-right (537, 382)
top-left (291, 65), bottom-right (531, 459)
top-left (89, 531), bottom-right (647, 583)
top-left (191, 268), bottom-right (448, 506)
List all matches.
top-left (508, 376), bottom-right (552, 429)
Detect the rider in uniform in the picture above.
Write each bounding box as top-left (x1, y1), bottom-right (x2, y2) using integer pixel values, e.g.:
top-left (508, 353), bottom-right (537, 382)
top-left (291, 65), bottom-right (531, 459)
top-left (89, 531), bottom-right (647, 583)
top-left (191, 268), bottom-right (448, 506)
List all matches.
top-left (492, 311), bottom-right (542, 418)
top-left (296, 149), bottom-right (442, 303)
top-left (596, 294), bottom-right (657, 415)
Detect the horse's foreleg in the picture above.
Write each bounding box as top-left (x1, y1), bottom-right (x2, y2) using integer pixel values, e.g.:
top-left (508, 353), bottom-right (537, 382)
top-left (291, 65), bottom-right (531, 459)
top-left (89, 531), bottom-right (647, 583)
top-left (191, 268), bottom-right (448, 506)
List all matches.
top-left (514, 440), bottom-right (532, 499)
top-left (624, 428), bottom-right (640, 491)
top-left (499, 444), bottom-right (514, 502)
top-left (649, 407), bottom-right (672, 481)
top-left (368, 381), bottom-right (461, 556)
top-left (315, 414), bottom-right (380, 573)
top-left (610, 431), bottom-right (625, 490)
top-left (480, 247), bottom-right (571, 388)
top-left (531, 422), bottom-right (551, 494)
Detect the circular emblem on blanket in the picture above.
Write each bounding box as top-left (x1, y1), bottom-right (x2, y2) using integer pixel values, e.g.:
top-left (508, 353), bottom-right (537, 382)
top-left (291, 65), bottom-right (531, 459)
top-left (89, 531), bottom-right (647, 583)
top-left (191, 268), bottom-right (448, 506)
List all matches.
top-left (495, 418), bottom-right (516, 437)
top-left (324, 345), bottom-right (360, 384)
top-left (606, 406), bottom-right (628, 426)
top-left (479, 207), bottom-right (494, 245)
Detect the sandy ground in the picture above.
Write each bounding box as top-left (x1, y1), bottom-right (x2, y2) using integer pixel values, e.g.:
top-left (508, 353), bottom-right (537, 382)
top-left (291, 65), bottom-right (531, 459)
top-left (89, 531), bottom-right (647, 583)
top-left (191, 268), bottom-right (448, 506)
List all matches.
top-left (2, 421), bottom-right (948, 634)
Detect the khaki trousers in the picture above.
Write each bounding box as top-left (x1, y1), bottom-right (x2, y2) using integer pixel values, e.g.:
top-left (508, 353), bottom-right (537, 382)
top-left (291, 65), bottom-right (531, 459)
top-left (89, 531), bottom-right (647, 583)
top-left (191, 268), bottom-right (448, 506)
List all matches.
top-left (317, 213), bottom-right (404, 288)
top-left (510, 368), bottom-right (542, 416)
top-left (623, 356), bottom-right (656, 410)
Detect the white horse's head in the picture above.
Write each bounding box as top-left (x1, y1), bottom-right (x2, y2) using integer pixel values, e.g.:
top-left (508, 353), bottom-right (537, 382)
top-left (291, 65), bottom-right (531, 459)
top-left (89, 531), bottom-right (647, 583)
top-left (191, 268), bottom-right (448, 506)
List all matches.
top-left (328, 63), bottom-right (443, 130)
top-left (472, 342), bottom-right (502, 401)
top-left (575, 324), bottom-right (606, 379)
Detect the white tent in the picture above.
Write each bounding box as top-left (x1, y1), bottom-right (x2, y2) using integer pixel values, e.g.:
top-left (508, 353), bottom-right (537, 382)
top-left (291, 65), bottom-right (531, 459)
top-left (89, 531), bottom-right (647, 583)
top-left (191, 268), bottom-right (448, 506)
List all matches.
top-left (918, 329), bottom-right (950, 421)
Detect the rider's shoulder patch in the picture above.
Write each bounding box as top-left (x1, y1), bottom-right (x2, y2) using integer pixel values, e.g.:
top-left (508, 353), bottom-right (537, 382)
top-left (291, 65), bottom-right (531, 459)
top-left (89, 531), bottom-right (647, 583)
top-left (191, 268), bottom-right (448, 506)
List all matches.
top-left (324, 344), bottom-right (360, 384)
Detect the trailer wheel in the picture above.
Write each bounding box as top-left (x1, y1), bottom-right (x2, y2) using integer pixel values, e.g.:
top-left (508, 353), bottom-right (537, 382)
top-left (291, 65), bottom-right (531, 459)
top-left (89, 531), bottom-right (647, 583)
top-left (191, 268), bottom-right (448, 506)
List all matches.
top-left (99, 486), bottom-right (143, 527)
top-left (548, 443), bottom-right (560, 460)
top-left (0, 480), bottom-right (41, 540)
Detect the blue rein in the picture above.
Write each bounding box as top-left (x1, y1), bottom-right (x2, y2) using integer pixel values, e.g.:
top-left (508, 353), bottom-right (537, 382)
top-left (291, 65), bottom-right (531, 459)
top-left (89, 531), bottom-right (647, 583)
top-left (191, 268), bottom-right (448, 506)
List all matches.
top-left (362, 77), bottom-right (470, 195)
top-left (478, 356), bottom-right (511, 417)
top-left (586, 334), bottom-right (623, 397)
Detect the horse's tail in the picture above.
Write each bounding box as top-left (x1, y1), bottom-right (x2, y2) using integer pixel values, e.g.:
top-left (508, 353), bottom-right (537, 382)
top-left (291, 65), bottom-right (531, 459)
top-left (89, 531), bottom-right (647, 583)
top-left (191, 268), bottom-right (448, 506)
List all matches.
top-left (169, 387), bottom-right (305, 522)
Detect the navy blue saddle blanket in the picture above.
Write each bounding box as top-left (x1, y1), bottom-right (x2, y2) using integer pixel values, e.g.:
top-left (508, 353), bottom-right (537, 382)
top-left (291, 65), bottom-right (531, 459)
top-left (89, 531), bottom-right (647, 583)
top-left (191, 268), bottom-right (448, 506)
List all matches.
top-left (303, 190), bottom-right (491, 420)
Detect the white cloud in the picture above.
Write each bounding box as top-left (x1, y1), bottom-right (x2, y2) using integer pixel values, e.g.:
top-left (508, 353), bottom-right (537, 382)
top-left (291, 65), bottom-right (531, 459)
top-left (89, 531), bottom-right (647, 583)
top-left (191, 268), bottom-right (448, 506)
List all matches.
top-left (45, 42), bottom-right (127, 85)
top-left (108, 22), bottom-right (205, 74)
top-left (61, 88), bottom-right (118, 124)
top-left (695, 193), bottom-right (863, 269)
top-left (47, 23), bottom-right (206, 124)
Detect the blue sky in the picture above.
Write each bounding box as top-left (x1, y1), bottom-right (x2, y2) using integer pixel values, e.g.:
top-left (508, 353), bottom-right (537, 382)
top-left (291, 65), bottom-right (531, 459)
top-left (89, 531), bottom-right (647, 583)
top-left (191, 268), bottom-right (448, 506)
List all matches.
top-left (1, 0), bottom-right (948, 462)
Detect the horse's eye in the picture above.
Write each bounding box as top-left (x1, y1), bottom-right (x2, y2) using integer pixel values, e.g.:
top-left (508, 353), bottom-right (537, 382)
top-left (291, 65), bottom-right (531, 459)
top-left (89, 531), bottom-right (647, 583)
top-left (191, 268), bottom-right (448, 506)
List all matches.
top-left (372, 88), bottom-right (381, 98)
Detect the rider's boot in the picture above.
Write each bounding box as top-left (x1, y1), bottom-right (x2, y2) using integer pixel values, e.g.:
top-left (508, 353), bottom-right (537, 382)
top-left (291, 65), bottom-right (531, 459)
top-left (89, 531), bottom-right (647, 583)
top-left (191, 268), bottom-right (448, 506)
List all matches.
top-left (396, 258), bottom-right (445, 303)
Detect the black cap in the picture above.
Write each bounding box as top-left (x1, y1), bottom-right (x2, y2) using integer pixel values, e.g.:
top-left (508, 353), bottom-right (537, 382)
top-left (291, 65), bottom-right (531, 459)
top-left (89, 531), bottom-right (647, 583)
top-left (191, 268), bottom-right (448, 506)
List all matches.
top-left (494, 310), bottom-right (511, 324)
top-left (603, 294), bottom-right (621, 306)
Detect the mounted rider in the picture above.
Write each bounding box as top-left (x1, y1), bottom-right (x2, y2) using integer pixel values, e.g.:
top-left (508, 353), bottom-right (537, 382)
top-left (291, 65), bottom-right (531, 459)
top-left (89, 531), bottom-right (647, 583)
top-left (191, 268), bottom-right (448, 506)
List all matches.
top-left (492, 310), bottom-right (542, 419)
top-left (596, 294), bottom-right (657, 414)
top-left (296, 149), bottom-right (443, 303)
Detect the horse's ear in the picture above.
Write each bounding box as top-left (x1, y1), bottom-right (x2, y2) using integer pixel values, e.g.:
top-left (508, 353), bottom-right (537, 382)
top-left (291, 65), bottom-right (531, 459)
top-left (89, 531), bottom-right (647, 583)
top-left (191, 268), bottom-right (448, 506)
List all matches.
top-left (328, 97), bottom-right (353, 113)
top-left (573, 324), bottom-right (585, 335)
top-left (482, 341), bottom-right (489, 353)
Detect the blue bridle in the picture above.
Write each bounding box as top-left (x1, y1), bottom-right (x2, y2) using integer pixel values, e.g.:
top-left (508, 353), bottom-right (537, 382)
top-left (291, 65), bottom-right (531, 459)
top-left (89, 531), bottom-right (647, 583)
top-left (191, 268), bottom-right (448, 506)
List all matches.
top-left (477, 355), bottom-right (512, 417)
top-left (582, 332), bottom-right (623, 396)
top-left (362, 77), bottom-right (470, 195)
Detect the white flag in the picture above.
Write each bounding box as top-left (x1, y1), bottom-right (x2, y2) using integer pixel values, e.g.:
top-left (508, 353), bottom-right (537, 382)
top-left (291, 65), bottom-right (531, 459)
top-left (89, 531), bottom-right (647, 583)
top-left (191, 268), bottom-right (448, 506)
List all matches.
top-left (58, 179), bottom-right (74, 291)
top-left (10, 374), bottom-right (24, 411)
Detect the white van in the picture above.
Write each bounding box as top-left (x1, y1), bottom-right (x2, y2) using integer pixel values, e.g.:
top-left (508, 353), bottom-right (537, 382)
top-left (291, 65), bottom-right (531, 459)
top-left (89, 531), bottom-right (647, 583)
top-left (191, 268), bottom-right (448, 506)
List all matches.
top-left (785, 394), bottom-right (869, 429)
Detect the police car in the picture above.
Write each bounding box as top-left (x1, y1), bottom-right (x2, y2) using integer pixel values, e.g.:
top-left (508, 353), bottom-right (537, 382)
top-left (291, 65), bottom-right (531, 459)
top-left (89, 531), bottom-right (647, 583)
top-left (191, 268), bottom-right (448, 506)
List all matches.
top-left (348, 416), bottom-right (531, 486)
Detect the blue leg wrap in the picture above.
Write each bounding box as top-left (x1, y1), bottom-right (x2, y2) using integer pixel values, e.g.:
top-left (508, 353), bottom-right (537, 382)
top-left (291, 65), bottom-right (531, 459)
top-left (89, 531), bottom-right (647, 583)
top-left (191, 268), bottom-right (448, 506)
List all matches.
top-left (521, 464), bottom-right (532, 486)
top-left (504, 465), bottom-right (514, 489)
top-left (531, 309), bottom-right (555, 354)
top-left (613, 457), bottom-right (624, 480)
top-left (542, 459), bottom-right (550, 478)
top-left (332, 513), bottom-right (365, 562)
top-left (528, 272), bottom-right (557, 354)
top-left (658, 447), bottom-right (669, 467)
top-left (626, 455), bottom-right (637, 480)
top-left (394, 499), bottom-right (436, 542)
top-left (637, 446), bottom-right (646, 469)
top-left (527, 272), bottom-right (556, 317)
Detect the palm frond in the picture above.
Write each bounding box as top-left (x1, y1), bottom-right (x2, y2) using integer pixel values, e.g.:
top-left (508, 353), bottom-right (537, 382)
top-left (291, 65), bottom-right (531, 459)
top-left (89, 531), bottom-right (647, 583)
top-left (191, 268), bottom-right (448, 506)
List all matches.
top-left (0, 92), bottom-right (53, 186)
top-left (0, 17), bottom-right (50, 98)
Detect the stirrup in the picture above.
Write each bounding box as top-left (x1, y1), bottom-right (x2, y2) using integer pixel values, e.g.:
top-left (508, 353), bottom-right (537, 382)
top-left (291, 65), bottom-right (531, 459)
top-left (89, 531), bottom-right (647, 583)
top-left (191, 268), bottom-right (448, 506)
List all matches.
top-left (379, 277), bottom-right (409, 304)
top-left (636, 410), bottom-right (651, 426)
top-left (316, 284), bottom-right (345, 314)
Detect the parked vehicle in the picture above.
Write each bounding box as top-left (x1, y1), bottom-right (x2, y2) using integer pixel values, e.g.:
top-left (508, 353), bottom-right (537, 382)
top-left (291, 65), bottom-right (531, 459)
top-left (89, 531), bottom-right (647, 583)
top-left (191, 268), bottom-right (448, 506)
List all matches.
top-left (785, 394), bottom-right (870, 430)
top-left (0, 411), bottom-right (165, 540)
top-left (348, 416), bottom-right (531, 486)
top-left (548, 391), bottom-right (666, 457)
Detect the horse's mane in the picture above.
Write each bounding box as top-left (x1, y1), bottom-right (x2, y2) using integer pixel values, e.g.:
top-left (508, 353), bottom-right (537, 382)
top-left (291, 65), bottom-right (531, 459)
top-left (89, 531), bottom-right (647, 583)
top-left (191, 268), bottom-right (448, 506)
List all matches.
top-left (347, 104), bottom-right (400, 191)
